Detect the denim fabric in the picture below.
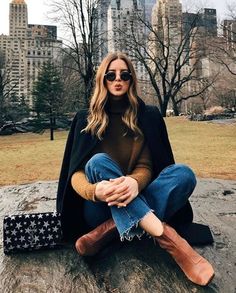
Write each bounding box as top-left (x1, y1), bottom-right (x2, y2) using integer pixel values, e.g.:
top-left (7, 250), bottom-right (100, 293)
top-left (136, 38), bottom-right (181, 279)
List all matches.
top-left (83, 153), bottom-right (196, 241)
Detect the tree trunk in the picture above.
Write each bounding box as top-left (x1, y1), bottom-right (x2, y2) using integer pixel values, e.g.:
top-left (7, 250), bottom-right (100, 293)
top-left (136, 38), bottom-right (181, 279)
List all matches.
top-left (161, 99), bottom-right (169, 117)
top-left (50, 118), bottom-right (54, 141)
top-left (172, 101), bottom-right (179, 116)
top-left (49, 108), bottom-right (54, 141)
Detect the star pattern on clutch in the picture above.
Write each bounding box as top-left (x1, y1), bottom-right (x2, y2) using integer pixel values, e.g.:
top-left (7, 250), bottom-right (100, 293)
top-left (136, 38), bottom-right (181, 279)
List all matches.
top-left (3, 212), bottom-right (62, 254)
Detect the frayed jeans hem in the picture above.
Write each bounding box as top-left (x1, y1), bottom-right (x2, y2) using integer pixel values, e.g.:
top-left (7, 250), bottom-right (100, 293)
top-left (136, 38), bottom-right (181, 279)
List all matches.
top-left (120, 210), bottom-right (154, 242)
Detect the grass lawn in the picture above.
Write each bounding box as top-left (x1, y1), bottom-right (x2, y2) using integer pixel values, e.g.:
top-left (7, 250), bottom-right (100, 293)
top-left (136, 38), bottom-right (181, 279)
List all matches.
top-left (166, 117), bottom-right (236, 180)
top-left (0, 131), bottom-right (68, 186)
top-left (0, 117), bottom-right (235, 186)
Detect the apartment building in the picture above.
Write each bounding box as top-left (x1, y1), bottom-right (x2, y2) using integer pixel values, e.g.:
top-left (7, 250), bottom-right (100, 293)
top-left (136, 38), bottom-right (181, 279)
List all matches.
top-left (96, 1), bottom-right (148, 81)
top-left (223, 19), bottom-right (236, 50)
top-left (0, 0), bottom-right (62, 106)
top-left (151, 0), bottom-right (182, 70)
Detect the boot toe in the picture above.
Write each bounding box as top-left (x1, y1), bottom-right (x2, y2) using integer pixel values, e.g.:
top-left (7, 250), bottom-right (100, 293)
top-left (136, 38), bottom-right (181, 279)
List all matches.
top-left (75, 236), bottom-right (94, 256)
top-left (196, 262), bottom-right (215, 286)
top-left (187, 259), bottom-right (215, 286)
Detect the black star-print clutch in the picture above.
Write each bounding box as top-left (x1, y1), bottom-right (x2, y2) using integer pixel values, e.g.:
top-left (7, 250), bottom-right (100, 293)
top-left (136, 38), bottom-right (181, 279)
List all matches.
top-left (3, 212), bottom-right (63, 254)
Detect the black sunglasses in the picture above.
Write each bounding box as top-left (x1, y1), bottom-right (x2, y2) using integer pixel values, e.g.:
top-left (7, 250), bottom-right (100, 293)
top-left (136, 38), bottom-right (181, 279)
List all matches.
top-left (104, 71), bottom-right (132, 82)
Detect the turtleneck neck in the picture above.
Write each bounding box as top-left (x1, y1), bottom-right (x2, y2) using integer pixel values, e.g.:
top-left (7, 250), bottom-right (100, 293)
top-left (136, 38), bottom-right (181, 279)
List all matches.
top-left (106, 95), bottom-right (129, 114)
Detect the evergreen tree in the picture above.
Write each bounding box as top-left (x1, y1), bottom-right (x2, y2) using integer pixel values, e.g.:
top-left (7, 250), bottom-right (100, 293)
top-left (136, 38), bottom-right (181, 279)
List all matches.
top-left (32, 61), bottom-right (64, 140)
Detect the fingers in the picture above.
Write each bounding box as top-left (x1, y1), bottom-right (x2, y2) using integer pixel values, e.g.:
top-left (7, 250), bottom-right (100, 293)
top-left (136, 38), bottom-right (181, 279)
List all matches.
top-left (102, 177), bottom-right (128, 198)
top-left (108, 201), bottom-right (127, 208)
top-left (97, 177), bottom-right (132, 203)
top-left (106, 185), bottom-right (130, 202)
top-left (107, 193), bottom-right (130, 206)
top-left (114, 197), bottom-right (132, 207)
top-left (120, 197), bottom-right (132, 206)
top-left (102, 185), bottom-right (117, 197)
top-left (106, 184), bottom-right (129, 198)
top-left (96, 177), bottom-right (128, 202)
top-left (109, 176), bottom-right (125, 184)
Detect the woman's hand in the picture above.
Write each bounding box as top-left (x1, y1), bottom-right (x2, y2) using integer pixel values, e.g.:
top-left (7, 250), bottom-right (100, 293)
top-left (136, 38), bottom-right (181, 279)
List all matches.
top-left (105, 176), bottom-right (139, 207)
top-left (95, 177), bottom-right (127, 202)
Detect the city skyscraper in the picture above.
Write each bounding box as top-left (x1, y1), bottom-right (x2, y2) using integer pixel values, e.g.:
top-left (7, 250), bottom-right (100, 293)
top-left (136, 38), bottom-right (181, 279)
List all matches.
top-left (223, 19), bottom-right (236, 50)
top-left (0, 0), bottom-right (62, 106)
top-left (97, 0), bottom-right (146, 80)
top-left (107, 0), bottom-right (145, 52)
top-left (201, 8), bottom-right (217, 37)
top-left (144, 0), bottom-right (156, 23)
top-left (151, 0), bottom-right (182, 62)
top-left (97, 0), bottom-right (111, 62)
top-left (183, 8), bottom-right (217, 38)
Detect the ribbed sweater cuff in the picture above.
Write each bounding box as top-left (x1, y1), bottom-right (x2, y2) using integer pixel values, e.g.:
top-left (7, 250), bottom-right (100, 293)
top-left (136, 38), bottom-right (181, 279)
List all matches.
top-left (71, 172), bottom-right (97, 201)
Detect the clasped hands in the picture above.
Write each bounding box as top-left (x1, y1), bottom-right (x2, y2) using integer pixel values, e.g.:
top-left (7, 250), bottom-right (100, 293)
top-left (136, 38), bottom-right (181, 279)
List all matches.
top-left (95, 176), bottom-right (139, 208)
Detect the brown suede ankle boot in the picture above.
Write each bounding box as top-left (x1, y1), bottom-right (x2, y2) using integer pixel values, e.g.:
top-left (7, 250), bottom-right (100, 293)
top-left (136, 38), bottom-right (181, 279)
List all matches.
top-left (75, 218), bottom-right (119, 256)
top-left (155, 223), bottom-right (214, 286)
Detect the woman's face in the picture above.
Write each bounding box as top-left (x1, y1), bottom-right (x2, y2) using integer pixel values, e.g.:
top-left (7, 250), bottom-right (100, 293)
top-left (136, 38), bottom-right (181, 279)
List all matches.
top-left (105, 59), bottom-right (131, 99)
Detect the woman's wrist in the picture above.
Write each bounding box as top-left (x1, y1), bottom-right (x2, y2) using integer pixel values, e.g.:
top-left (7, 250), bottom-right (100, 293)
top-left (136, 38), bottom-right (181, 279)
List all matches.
top-left (93, 183), bottom-right (100, 201)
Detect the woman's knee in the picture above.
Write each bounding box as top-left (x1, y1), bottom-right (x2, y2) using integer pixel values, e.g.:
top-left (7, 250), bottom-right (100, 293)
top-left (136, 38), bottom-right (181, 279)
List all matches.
top-left (85, 153), bottom-right (123, 178)
top-left (156, 163), bottom-right (196, 191)
top-left (85, 153), bottom-right (111, 172)
top-left (171, 164), bottom-right (196, 190)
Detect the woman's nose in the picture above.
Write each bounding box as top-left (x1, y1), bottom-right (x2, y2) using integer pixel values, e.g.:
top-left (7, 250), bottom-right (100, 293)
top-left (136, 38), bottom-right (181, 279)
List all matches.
top-left (115, 72), bottom-right (121, 81)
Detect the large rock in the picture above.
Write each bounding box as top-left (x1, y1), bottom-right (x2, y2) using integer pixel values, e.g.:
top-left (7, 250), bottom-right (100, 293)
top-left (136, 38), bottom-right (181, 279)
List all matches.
top-left (0, 179), bottom-right (235, 293)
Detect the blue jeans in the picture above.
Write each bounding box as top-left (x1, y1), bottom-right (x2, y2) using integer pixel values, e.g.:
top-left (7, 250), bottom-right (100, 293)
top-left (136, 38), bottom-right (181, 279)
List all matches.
top-left (83, 153), bottom-right (196, 241)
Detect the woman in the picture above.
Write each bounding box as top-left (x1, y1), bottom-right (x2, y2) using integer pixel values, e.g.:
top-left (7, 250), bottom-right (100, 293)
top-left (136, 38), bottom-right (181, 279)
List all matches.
top-left (57, 52), bottom-right (214, 286)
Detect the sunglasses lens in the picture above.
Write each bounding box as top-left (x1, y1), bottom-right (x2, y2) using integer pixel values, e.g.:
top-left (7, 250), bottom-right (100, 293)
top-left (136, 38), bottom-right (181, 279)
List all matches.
top-left (105, 71), bottom-right (132, 81)
top-left (121, 71), bottom-right (131, 81)
top-left (105, 72), bottom-right (116, 81)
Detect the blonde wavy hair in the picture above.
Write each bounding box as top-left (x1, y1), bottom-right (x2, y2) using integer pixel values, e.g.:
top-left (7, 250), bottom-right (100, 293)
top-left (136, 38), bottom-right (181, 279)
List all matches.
top-left (83, 52), bottom-right (143, 140)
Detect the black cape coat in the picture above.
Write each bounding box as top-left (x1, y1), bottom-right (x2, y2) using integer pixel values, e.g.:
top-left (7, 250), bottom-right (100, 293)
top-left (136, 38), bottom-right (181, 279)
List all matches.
top-left (56, 98), bottom-right (213, 244)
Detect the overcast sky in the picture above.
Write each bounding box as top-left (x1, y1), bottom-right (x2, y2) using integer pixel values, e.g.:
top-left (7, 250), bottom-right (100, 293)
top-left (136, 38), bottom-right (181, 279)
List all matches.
top-left (0, 0), bottom-right (233, 39)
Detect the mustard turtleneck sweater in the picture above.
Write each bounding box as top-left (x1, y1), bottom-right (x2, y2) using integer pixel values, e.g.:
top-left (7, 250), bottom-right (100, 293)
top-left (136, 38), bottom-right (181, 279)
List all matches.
top-left (71, 97), bottom-right (153, 201)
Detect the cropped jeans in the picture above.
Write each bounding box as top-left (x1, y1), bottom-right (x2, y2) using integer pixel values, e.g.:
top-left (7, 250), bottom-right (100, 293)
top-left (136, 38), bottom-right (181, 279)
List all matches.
top-left (83, 153), bottom-right (196, 241)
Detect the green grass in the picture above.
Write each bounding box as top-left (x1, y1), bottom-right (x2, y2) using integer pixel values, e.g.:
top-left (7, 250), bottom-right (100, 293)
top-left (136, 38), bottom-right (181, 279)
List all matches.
top-left (0, 117), bottom-right (235, 186)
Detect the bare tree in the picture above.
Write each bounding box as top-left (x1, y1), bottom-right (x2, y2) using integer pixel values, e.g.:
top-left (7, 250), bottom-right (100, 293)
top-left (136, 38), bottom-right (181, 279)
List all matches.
top-left (211, 72), bottom-right (236, 110)
top-left (120, 9), bottom-right (217, 116)
top-left (0, 51), bottom-right (19, 126)
top-left (212, 2), bottom-right (236, 76)
top-left (50, 0), bottom-right (104, 107)
top-left (226, 2), bottom-right (236, 19)
top-left (61, 50), bottom-right (86, 112)
top-left (0, 52), bottom-right (18, 100)
top-left (215, 26), bottom-right (236, 76)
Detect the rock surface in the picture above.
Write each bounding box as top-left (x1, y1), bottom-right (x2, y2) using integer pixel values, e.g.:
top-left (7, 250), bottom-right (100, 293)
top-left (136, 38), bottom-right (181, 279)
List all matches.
top-left (0, 179), bottom-right (235, 293)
